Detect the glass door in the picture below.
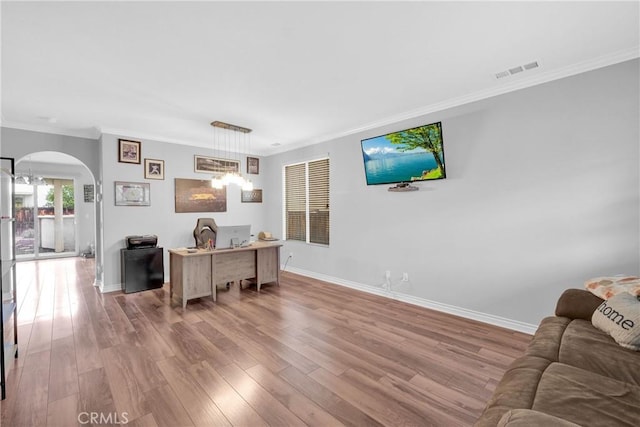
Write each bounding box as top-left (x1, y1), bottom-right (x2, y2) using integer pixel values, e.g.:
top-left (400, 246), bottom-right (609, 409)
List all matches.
top-left (14, 182), bottom-right (35, 257)
top-left (15, 178), bottom-right (76, 259)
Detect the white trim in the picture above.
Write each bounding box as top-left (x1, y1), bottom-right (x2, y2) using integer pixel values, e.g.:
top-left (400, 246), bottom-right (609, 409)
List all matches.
top-left (2, 48), bottom-right (636, 157)
top-left (100, 282), bottom-right (122, 294)
top-left (266, 47), bottom-right (639, 156)
top-left (284, 266), bottom-right (537, 335)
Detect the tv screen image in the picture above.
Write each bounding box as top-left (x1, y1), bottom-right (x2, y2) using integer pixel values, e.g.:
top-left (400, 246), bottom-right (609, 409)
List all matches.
top-left (361, 121), bottom-right (445, 185)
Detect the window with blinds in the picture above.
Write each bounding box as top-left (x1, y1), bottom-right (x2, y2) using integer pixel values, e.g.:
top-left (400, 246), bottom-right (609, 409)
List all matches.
top-left (284, 158), bottom-right (330, 245)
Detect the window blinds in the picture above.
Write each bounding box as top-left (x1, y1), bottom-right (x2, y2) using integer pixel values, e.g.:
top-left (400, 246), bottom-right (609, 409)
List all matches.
top-left (284, 158), bottom-right (329, 245)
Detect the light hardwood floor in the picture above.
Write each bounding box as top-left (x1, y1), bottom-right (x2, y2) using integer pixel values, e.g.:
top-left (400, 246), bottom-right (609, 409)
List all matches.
top-left (0, 257), bottom-right (531, 426)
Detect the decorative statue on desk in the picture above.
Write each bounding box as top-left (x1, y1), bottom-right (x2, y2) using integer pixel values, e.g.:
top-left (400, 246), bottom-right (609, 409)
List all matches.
top-left (193, 218), bottom-right (217, 249)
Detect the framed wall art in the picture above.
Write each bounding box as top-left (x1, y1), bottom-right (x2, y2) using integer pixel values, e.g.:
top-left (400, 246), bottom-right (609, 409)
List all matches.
top-left (175, 178), bottom-right (227, 213)
top-left (83, 184), bottom-right (94, 202)
top-left (247, 156), bottom-right (259, 174)
top-left (118, 139), bottom-right (141, 164)
top-left (144, 158), bottom-right (165, 180)
top-left (241, 189), bottom-right (262, 203)
top-left (194, 155), bottom-right (239, 175)
top-left (115, 181), bottom-right (150, 206)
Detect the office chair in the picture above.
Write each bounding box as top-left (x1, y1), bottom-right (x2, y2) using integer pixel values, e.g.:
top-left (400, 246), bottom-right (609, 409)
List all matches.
top-left (193, 218), bottom-right (217, 249)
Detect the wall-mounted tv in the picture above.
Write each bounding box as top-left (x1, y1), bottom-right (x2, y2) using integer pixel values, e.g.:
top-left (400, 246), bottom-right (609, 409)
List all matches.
top-left (361, 121), bottom-right (445, 185)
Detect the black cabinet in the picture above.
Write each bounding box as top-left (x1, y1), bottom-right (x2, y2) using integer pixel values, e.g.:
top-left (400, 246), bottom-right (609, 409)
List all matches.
top-left (120, 247), bottom-right (164, 293)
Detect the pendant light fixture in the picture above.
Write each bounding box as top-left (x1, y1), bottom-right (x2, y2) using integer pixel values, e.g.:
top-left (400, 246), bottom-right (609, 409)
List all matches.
top-left (210, 121), bottom-right (253, 191)
top-left (15, 156), bottom-right (47, 186)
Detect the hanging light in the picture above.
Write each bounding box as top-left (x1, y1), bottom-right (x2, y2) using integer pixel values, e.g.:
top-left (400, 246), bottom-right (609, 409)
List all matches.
top-left (16, 156), bottom-right (47, 186)
top-left (210, 121), bottom-right (253, 189)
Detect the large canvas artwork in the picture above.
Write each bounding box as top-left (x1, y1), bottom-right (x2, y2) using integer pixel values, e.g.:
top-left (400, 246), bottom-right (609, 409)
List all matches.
top-left (361, 121), bottom-right (445, 185)
top-left (174, 178), bottom-right (227, 213)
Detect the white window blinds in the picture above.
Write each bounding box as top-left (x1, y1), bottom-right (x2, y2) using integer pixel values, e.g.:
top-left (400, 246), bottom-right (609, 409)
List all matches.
top-left (284, 158), bottom-right (330, 245)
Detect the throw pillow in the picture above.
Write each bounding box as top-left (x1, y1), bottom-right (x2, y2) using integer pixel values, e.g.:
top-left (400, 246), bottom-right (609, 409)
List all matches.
top-left (592, 292), bottom-right (640, 351)
top-left (584, 276), bottom-right (640, 299)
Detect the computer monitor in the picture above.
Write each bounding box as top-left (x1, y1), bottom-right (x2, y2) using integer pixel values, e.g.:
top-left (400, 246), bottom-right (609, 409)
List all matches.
top-left (215, 225), bottom-right (251, 249)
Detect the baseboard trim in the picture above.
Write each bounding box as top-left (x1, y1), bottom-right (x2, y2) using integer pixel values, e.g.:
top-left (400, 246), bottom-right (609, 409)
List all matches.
top-left (284, 266), bottom-right (537, 335)
top-left (100, 282), bottom-right (122, 294)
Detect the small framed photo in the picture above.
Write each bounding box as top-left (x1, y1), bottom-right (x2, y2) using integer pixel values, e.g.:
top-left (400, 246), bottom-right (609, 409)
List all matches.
top-left (83, 184), bottom-right (95, 202)
top-left (118, 139), bottom-right (141, 164)
top-left (194, 155), bottom-right (239, 175)
top-left (115, 181), bottom-right (150, 206)
top-left (247, 156), bottom-right (259, 174)
top-left (241, 189), bottom-right (262, 203)
top-left (144, 158), bottom-right (165, 180)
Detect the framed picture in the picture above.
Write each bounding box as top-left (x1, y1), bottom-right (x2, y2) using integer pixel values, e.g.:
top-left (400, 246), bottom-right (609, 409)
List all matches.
top-left (247, 156), bottom-right (259, 174)
top-left (115, 181), bottom-right (150, 206)
top-left (118, 139), bottom-right (141, 164)
top-left (83, 184), bottom-right (94, 202)
top-left (175, 178), bottom-right (227, 213)
top-left (144, 158), bottom-right (165, 180)
top-left (194, 155), bottom-right (239, 175)
top-left (241, 189), bottom-right (262, 203)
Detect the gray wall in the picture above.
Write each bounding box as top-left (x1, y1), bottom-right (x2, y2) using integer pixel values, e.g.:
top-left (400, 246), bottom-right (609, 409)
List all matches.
top-left (15, 161), bottom-right (96, 255)
top-left (1, 59), bottom-right (637, 329)
top-left (0, 130), bottom-right (99, 262)
top-left (99, 134), bottom-right (265, 290)
top-left (263, 59), bottom-right (640, 327)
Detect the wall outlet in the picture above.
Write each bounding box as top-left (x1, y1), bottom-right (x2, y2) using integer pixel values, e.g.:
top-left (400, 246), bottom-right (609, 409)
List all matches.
top-left (385, 270), bottom-right (391, 280)
top-left (402, 272), bottom-right (409, 282)
top-left (289, 252), bottom-right (294, 258)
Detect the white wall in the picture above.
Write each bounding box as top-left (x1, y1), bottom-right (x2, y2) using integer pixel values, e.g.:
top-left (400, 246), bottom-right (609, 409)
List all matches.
top-left (99, 134), bottom-right (265, 291)
top-left (263, 59), bottom-right (640, 328)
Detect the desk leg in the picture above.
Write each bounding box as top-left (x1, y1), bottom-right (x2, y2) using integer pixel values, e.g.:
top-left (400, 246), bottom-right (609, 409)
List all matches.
top-left (210, 256), bottom-right (217, 302)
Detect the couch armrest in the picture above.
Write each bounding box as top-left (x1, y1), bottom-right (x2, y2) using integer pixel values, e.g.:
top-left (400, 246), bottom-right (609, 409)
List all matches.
top-left (554, 289), bottom-right (603, 320)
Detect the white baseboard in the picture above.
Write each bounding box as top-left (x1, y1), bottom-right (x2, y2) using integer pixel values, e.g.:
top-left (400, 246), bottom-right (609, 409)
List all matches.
top-left (100, 282), bottom-right (122, 294)
top-left (284, 266), bottom-right (537, 335)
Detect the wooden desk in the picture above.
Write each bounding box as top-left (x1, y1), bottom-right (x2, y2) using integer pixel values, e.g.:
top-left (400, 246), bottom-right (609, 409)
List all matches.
top-left (168, 241), bottom-right (282, 308)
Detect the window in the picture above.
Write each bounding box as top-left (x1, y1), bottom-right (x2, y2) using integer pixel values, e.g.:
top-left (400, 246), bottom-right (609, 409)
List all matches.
top-left (284, 158), bottom-right (329, 245)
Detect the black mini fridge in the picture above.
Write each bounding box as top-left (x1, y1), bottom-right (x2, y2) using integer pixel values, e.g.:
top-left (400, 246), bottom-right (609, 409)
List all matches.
top-left (120, 247), bottom-right (164, 293)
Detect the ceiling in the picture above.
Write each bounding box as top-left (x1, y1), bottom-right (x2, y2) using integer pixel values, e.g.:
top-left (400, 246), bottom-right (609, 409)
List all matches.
top-left (1, 1), bottom-right (638, 156)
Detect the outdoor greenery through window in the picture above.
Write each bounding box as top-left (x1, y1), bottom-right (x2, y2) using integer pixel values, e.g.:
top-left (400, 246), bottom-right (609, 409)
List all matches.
top-left (284, 158), bottom-right (329, 245)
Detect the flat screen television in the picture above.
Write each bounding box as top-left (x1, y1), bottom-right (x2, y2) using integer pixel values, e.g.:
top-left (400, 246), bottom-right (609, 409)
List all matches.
top-left (361, 121), bottom-right (445, 185)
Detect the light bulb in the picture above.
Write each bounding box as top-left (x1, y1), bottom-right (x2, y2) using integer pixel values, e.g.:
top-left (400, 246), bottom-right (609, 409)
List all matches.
top-left (242, 180), bottom-right (254, 191)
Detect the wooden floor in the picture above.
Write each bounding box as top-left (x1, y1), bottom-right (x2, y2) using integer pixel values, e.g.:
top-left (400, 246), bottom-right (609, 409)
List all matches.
top-left (0, 257), bottom-right (531, 427)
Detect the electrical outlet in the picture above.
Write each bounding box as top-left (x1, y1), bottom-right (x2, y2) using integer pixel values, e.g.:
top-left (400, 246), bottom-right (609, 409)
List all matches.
top-left (385, 270), bottom-right (391, 280)
top-left (402, 272), bottom-right (409, 281)
top-left (289, 252), bottom-right (294, 258)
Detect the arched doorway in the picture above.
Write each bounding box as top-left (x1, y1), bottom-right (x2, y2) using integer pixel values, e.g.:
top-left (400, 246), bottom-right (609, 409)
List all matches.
top-left (15, 152), bottom-right (96, 260)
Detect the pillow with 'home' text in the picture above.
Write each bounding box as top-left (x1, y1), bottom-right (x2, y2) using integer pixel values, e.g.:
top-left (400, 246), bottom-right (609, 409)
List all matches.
top-left (592, 292), bottom-right (640, 351)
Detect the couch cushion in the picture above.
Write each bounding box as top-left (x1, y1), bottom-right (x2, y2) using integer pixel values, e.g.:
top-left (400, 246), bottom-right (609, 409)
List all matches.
top-left (524, 317), bottom-right (570, 361)
top-left (525, 317), bottom-right (640, 386)
top-left (474, 356), bottom-right (552, 427)
top-left (532, 362), bottom-right (640, 427)
top-left (592, 292), bottom-right (640, 351)
top-left (497, 409), bottom-right (580, 427)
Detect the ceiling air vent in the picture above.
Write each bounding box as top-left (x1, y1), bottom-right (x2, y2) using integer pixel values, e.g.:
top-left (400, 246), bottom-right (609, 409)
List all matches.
top-left (494, 60), bottom-right (540, 80)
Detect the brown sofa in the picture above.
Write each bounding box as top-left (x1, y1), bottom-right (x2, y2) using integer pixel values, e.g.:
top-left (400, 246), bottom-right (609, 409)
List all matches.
top-left (475, 289), bottom-right (640, 426)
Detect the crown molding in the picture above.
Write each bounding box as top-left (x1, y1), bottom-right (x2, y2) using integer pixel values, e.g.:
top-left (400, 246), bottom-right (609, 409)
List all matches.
top-left (0, 120), bottom-right (100, 140)
top-left (265, 47), bottom-right (640, 156)
top-left (3, 47), bottom-right (638, 157)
